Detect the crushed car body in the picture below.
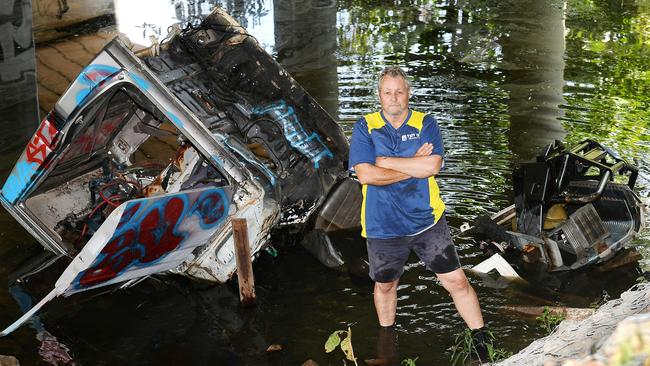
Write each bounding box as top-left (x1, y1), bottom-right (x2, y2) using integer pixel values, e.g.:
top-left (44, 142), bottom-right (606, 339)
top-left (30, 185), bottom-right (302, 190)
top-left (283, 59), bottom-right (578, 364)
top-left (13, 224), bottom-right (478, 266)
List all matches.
top-left (464, 139), bottom-right (646, 272)
top-left (0, 8), bottom-right (360, 335)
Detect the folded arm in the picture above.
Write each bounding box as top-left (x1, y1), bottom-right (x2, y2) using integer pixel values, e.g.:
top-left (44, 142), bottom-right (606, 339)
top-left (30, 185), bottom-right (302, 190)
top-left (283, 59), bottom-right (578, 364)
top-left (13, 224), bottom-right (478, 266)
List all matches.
top-left (354, 143), bottom-right (437, 185)
top-left (375, 154), bottom-right (443, 178)
top-left (354, 163), bottom-right (410, 186)
top-left (377, 117), bottom-right (446, 178)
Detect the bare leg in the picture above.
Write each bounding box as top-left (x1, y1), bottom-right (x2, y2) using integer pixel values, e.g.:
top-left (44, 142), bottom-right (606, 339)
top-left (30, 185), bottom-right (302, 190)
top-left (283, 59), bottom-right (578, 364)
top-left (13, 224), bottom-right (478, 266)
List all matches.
top-left (437, 268), bottom-right (484, 329)
top-left (374, 280), bottom-right (399, 327)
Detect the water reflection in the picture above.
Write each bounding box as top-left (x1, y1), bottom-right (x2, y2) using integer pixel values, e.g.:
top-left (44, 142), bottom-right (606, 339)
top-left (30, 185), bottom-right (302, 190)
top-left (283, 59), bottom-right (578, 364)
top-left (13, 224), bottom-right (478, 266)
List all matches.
top-left (374, 325), bottom-right (400, 365)
top-left (35, 31), bottom-right (116, 115)
top-left (274, 0), bottom-right (339, 116)
top-left (561, 0), bottom-right (650, 166)
top-left (108, 0), bottom-right (341, 115)
top-left (496, 0), bottom-right (568, 160)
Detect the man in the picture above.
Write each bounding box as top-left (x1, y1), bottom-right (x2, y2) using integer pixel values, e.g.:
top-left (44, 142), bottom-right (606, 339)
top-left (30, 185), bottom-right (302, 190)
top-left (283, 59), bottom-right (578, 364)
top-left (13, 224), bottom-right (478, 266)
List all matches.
top-left (349, 66), bottom-right (491, 359)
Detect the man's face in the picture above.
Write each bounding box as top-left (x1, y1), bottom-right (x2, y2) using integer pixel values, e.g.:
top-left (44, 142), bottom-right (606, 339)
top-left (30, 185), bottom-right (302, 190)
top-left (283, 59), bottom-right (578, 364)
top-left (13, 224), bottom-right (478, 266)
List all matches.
top-left (378, 75), bottom-right (410, 119)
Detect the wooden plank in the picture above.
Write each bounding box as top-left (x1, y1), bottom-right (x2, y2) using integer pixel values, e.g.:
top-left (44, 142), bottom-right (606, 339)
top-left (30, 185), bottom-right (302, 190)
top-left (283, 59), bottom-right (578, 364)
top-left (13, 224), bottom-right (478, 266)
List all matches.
top-left (232, 218), bottom-right (256, 306)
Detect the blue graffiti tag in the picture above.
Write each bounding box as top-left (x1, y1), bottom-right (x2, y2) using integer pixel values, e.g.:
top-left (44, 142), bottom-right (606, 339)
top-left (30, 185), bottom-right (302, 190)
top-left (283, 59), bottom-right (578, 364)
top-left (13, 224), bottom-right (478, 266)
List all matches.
top-left (164, 110), bottom-right (184, 129)
top-left (70, 188), bottom-right (229, 290)
top-left (252, 101), bottom-right (333, 168)
top-left (74, 64), bottom-right (121, 105)
top-left (74, 64), bottom-right (150, 106)
top-left (189, 189), bottom-right (229, 229)
top-left (129, 72), bottom-right (150, 91)
top-left (72, 188), bottom-right (229, 289)
top-left (1, 161), bottom-right (39, 203)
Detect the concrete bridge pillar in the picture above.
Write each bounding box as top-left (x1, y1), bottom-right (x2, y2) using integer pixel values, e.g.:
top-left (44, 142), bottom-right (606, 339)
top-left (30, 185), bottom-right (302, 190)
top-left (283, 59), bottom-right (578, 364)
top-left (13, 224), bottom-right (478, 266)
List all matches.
top-left (0, 0), bottom-right (39, 165)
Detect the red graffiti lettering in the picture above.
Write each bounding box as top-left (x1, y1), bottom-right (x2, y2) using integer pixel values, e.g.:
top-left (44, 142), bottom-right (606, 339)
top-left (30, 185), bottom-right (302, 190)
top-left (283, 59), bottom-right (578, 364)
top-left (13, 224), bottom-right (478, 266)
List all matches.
top-left (94, 112), bottom-right (128, 147)
top-left (61, 112), bottom-right (128, 160)
top-left (77, 198), bottom-right (186, 287)
top-left (26, 141), bottom-right (49, 165)
top-left (117, 202), bottom-right (141, 230)
top-left (85, 70), bottom-right (113, 83)
top-left (139, 198), bottom-right (185, 262)
top-left (25, 118), bottom-right (59, 165)
top-left (78, 230), bottom-right (139, 287)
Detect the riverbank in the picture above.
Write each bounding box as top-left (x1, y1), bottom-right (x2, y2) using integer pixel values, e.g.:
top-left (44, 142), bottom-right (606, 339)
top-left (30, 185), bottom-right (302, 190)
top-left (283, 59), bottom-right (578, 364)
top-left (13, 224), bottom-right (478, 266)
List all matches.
top-left (497, 282), bottom-right (650, 365)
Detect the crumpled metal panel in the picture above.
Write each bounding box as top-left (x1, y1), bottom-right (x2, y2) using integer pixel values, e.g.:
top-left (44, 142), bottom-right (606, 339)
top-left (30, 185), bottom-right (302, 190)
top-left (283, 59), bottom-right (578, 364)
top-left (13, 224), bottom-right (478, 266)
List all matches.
top-left (61, 186), bottom-right (232, 295)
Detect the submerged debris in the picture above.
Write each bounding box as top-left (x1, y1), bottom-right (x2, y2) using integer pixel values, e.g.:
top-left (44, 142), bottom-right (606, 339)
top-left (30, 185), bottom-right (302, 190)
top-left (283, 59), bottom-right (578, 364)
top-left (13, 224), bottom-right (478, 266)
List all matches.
top-left (0, 7), bottom-right (361, 337)
top-left (464, 139), bottom-right (646, 273)
top-left (265, 344), bottom-right (283, 352)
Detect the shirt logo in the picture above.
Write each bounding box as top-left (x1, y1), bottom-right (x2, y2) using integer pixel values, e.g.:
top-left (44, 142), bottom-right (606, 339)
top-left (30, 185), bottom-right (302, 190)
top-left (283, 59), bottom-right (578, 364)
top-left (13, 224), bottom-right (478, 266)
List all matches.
top-left (401, 133), bottom-right (419, 141)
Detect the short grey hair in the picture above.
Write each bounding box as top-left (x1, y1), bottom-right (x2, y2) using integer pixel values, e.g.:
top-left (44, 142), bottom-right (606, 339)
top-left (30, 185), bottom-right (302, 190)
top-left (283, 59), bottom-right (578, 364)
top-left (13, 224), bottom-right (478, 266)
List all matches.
top-left (378, 66), bottom-right (411, 91)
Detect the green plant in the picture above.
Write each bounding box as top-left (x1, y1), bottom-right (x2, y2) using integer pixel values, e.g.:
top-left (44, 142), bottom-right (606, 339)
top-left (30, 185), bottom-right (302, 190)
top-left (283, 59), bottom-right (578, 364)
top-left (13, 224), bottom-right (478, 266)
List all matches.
top-left (450, 328), bottom-right (510, 365)
top-left (324, 326), bottom-right (358, 366)
top-left (450, 329), bottom-right (475, 365)
top-left (485, 341), bottom-right (513, 362)
top-left (401, 357), bottom-right (418, 366)
top-left (536, 306), bottom-right (566, 335)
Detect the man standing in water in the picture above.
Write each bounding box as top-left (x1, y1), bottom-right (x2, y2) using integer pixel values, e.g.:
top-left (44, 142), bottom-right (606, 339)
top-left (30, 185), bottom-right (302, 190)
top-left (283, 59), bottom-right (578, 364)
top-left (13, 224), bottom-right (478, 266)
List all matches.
top-left (349, 66), bottom-right (491, 360)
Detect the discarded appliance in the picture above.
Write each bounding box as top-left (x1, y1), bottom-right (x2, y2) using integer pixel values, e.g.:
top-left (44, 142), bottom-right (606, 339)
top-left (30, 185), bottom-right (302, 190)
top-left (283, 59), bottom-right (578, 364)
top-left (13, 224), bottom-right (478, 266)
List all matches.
top-left (462, 140), bottom-right (646, 272)
top-left (469, 253), bottom-right (526, 289)
top-left (0, 8), bottom-right (360, 335)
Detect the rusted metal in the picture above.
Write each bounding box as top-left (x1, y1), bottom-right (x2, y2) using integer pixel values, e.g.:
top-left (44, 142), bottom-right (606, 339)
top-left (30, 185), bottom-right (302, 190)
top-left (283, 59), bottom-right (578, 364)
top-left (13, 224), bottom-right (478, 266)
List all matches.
top-left (173, 144), bottom-right (190, 170)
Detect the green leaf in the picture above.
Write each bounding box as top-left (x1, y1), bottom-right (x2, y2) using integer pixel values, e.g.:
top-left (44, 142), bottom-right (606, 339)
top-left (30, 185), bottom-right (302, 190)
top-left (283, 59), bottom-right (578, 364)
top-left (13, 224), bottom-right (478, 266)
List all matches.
top-left (401, 357), bottom-right (418, 366)
top-left (324, 330), bottom-right (345, 353)
top-left (587, 40), bottom-right (608, 53)
top-left (340, 333), bottom-right (356, 361)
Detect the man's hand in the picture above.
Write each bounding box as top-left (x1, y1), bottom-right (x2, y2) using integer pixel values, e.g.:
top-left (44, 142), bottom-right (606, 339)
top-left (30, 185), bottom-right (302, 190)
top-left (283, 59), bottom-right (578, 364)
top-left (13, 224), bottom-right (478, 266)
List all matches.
top-left (375, 156), bottom-right (389, 168)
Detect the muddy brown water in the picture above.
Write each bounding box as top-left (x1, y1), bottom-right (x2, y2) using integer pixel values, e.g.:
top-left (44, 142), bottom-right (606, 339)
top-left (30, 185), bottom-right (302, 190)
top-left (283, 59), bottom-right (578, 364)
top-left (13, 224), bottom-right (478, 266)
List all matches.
top-left (1, 0), bottom-right (650, 365)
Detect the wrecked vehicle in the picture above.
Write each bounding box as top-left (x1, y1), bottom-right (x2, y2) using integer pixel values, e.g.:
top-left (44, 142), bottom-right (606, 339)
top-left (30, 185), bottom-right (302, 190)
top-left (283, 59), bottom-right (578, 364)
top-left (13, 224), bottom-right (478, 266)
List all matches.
top-left (0, 8), bottom-right (359, 334)
top-left (463, 139), bottom-right (646, 272)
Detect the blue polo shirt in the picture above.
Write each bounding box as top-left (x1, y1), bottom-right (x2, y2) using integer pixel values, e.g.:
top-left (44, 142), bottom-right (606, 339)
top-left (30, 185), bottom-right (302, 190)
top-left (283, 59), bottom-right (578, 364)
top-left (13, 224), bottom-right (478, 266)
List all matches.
top-left (349, 110), bottom-right (446, 239)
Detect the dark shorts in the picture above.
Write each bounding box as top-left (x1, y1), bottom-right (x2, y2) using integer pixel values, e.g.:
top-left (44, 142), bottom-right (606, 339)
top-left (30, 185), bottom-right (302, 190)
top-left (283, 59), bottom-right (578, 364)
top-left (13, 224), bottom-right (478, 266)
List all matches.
top-left (366, 216), bottom-right (461, 283)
